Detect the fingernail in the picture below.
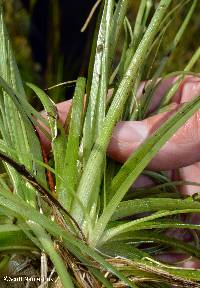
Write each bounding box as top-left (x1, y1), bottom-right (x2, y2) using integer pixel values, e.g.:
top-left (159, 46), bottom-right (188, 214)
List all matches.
top-left (113, 121), bottom-right (148, 143)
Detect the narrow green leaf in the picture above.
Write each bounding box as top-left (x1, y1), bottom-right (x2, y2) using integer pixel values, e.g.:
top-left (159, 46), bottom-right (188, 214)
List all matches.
top-left (63, 77), bottom-right (85, 211)
top-left (132, 0), bottom-right (147, 49)
top-left (111, 198), bottom-right (200, 220)
top-left (101, 210), bottom-right (200, 244)
top-left (109, 0), bottom-right (130, 67)
top-left (100, 241), bottom-right (147, 260)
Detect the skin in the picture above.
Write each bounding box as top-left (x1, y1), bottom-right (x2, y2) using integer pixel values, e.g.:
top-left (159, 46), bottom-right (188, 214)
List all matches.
top-left (38, 75), bottom-right (200, 267)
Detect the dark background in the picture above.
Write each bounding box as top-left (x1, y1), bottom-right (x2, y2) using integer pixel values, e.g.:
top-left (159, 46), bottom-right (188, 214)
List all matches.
top-left (5, 0), bottom-right (98, 102)
top-left (21, 0), bottom-right (97, 80)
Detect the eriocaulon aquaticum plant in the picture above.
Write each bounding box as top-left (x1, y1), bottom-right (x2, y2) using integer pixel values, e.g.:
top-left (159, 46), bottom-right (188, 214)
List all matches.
top-left (1, 0), bottom-right (200, 287)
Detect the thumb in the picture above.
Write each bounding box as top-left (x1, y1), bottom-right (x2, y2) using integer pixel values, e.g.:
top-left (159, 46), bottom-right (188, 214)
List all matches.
top-left (107, 104), bottom-right (200, 171)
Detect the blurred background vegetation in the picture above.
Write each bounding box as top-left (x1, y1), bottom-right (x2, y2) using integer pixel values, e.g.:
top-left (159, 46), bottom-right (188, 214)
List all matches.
top-left (4, 0), bottom-right (200, 105)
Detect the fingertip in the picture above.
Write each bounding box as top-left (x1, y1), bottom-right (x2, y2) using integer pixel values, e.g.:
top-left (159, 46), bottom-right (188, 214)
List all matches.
top-left (107, 121), bottom-right (148, 162)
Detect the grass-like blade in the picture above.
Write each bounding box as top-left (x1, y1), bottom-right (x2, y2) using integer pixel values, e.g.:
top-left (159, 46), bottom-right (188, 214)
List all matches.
top-left (64, 77), bottom-right (85, 211)
top-left (101, 210), bottom-right (200, 243)
top-left (111, 198), bottom-right (200, 220)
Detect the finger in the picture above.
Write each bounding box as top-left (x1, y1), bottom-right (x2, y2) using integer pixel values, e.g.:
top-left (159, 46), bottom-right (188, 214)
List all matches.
top-left (108, 106), bottom-right (200, 170)
top-left (108, 78), bottom-right (200, 170)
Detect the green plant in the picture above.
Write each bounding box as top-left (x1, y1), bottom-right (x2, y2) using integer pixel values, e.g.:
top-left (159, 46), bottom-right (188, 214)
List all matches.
top-left (0, 0), bottom-right (200, 287)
